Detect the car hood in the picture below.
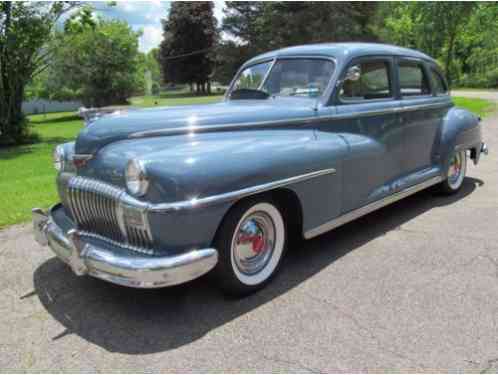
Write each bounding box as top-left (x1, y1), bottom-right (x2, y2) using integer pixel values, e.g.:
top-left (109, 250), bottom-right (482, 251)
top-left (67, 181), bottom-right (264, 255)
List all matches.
top-left (74, 97), bottom-right (318, 155)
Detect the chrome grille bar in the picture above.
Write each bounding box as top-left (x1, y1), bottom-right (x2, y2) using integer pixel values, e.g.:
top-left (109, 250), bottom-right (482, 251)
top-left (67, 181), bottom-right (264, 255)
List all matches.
top-left (64, 176), bottom-right (154, 253)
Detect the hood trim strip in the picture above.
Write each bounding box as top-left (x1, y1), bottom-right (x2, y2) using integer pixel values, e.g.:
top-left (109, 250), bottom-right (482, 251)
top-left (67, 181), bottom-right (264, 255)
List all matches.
top-left (127, 101), bottom-right (452, 140)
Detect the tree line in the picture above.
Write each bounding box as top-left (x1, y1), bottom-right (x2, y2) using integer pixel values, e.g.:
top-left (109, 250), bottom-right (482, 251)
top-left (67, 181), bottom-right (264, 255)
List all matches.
top-left (1, 1), bottom-right (498, 146)
top-left (161, 2), bottom-right (498, 91)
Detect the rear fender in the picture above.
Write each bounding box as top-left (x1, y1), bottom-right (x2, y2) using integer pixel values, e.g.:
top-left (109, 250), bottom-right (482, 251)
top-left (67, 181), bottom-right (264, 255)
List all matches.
top-left (438, 107), bottom-right (481, 171)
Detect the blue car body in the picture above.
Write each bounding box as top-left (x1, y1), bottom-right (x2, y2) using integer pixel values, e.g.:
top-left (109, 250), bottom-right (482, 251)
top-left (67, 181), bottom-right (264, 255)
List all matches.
top-left (33, 43), bottom-right (485, 288)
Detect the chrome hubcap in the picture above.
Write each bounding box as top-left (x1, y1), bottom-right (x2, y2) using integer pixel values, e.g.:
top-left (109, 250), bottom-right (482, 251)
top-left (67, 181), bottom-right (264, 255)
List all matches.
top-left (448, 152), bottom-right (463, 185)
top-left (232, 212), bottom-right (275, 275)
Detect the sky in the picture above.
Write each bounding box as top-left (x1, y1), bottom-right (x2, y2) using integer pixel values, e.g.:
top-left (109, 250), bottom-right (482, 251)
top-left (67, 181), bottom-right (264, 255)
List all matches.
top-left (89, 1), bottom-right (226, 53)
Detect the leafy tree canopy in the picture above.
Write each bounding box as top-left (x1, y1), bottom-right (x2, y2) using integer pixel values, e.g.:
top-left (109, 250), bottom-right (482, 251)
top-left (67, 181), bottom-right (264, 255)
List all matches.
top-left (47, 18), bottom-right (141, 107)
top-left (0, 1), bottom-right (80, 144)
top-left (159, 1), bottom-right (218, 93)
top-left (223, 2), bottom-right (378, 54)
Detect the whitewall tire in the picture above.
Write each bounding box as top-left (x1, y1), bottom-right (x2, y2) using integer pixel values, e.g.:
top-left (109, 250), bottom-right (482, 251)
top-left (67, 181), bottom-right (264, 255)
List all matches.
top-left (439, 150), bottom-right (467, 194)
top-left (214, 198), bottom-right (287, 296)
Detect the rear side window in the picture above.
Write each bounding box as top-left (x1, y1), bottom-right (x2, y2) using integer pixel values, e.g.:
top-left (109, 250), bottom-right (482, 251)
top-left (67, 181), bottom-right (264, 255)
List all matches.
top-left (429, 68), bottom-right (448, 95)
top-left (339, 60), bottom-right (392, 101)
top-left (398, 61), bottom-right (430, 96)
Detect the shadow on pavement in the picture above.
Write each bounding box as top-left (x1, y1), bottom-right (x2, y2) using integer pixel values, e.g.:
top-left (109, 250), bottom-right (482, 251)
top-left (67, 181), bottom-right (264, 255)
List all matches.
top-left (33, 177), bottom-right (482, 354)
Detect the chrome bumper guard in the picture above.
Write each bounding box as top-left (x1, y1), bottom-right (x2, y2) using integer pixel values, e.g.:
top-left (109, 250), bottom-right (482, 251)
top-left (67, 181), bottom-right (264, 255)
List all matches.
top-left (481, 142), bottom-right (489, 156)
top-left (32, 205), bottom-right (218, 288)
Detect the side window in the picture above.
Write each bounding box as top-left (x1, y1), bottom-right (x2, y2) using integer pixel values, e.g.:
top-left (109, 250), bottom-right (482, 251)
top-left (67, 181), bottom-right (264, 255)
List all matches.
top-left (339, 60), bottom-right (392, 101)
top-left (233, 61), bottom-right (272, 91)
top-left (429, 68), bottom-right (448, 95)
top-left (398, 61), bottom-right (431, 96)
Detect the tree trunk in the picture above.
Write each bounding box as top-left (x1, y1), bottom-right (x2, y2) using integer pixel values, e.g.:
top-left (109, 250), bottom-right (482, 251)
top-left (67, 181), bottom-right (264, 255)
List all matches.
top-left (445, 32), bottom-right (456, 87)
top-left (0, 81), bottom-right (27, 144)
top-left (0, 3), bottom-right (27, 144)
top-left (207, 80), bottom-right (211, 95)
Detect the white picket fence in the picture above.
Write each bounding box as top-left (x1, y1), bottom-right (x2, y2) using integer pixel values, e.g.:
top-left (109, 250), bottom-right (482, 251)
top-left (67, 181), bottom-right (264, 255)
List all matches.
top-left (22, 99), bottom-right (83, 115)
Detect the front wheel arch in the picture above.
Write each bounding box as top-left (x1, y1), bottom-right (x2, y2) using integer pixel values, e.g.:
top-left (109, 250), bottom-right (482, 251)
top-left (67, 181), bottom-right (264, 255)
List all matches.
top-left (212, 194), bottom-right (289, 295)
top-left (214, 187), bottom-right (304, 247)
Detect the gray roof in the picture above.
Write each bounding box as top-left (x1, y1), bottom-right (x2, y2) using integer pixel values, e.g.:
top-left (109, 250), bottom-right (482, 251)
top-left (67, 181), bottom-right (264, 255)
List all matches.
top-left (246, 43), bottom-right (437, 66)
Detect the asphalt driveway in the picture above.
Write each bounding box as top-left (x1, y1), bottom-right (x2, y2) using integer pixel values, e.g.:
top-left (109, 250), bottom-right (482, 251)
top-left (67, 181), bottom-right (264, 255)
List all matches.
top-left (0, 99), bottom-right (497, 372)
top-left (452, 90), bottom-right (498, 101)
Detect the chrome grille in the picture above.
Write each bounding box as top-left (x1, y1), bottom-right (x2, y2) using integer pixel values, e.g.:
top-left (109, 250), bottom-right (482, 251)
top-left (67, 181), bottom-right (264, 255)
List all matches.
top-left (65, 176), bottom-right (154, 253)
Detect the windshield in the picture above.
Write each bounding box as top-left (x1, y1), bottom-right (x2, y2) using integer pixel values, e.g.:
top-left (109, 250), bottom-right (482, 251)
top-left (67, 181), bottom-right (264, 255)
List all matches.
top-left (230, 58), bottom-right (334, 99)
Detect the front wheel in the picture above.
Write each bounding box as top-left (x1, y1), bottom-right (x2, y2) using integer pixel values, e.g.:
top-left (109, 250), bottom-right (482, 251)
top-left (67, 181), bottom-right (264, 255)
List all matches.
top-left (213, 198), bottom-right (287, 296)
top-left (438, 149), bottom-right (467, 194)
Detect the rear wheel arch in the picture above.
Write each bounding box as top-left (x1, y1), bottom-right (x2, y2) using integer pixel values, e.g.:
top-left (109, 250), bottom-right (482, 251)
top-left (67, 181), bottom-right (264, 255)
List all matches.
top-left (438, 106), bottom-right (480, 168)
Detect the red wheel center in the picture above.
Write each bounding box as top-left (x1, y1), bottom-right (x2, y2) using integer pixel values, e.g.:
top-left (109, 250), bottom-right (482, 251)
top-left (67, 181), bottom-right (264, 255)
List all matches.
top-left (238, 234), bottom-right (266, 254)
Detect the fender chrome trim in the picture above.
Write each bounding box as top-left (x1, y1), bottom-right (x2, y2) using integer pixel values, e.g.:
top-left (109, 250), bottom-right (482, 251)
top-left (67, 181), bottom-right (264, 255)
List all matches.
top-left (150, 167), bottom-right (337, 213)
top-left (59, 168), bottom-right (337, 215)
top-left (304, 175), bottom-right (444, 239)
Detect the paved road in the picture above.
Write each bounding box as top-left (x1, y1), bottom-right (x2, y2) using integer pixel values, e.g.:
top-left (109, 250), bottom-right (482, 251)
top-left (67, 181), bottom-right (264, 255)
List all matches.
top-left (453, 90), bottom-right (498, 101)
top-left (1, 103), bottom-right (497, 372)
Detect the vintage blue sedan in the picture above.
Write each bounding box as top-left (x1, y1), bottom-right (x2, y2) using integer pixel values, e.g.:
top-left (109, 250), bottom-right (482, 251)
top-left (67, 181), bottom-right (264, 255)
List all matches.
top-left (33, 43), bottom-right (487, 295)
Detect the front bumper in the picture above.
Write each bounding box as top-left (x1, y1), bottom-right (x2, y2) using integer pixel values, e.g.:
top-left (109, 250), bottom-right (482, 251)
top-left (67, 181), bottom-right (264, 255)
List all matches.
top-left (32, 204), bottom-right (218, 288)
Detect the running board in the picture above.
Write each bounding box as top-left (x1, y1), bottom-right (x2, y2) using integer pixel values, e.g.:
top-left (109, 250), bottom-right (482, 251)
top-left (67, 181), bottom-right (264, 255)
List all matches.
top-left (304, 176), bottom-right (444, 239)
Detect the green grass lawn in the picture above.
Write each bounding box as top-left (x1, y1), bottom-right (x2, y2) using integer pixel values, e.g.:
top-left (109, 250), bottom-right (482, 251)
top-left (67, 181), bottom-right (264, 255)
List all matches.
top-left (0, 95), bottom-right (494, 229)
top-left (0, 112), bottom-right (83, 228)
top-left (452, 96), bottom-right (495, 118)
top-left (0, 94), bottom-right (223, 229)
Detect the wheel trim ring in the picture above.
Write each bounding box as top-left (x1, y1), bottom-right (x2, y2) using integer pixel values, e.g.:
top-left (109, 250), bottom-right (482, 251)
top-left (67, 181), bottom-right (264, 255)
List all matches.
top-left (448, 150), bottom-right (466, 190)
top-left (232, 212), bottom-right (276, 276)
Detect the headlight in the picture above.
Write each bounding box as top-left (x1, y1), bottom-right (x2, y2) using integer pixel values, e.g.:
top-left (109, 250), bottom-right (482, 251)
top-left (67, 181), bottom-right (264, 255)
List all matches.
top-left (53, 145), bottom-right (65, 171)
top-left (125, 159), bottom-right (149, 197)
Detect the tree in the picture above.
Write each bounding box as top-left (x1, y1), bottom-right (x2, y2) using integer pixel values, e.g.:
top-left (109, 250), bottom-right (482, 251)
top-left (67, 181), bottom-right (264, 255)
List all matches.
top-left (0, 2), bottom-right (79, 145)
top-left (223, 2), bottom-right (378, 54)
top-left (219, 2), bottom-right (378, 83)
top-left (159, 2), bottom-right (218, 93)
top-left (48, 18), bottom-right (141, 107)
top-left (380, 2), bottom-right (477, 85)
top-left (135, 48), bottom-right (161, 96)
top-left (212, 41), bottom-right (251, 85)
top-left (456, 3), bottom-right (498, 88)
top-left (222, 2), bottom-right (267, 51)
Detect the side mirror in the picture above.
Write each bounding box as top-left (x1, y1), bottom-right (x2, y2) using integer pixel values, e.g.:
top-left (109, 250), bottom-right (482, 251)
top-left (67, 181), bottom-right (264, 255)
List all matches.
top-left (345, 65), bottom-right (361, 82)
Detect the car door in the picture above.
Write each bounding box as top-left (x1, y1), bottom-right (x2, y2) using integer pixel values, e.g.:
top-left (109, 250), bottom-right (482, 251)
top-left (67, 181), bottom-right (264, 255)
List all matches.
top-left (396, 58), bottom-right (442, 175)
top-left (319, 56), bottom-right (404, 213)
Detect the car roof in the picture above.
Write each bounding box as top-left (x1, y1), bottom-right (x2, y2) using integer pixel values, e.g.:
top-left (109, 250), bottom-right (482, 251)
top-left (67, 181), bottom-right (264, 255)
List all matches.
top-left (245, 43), bottom-right (437, 66)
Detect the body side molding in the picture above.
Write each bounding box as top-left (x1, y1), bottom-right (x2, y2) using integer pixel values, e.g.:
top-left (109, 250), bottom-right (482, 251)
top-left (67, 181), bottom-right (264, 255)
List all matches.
top-left (304, 175), bottom-right (444, 239)
top-left (150, 168), bottom-right (337, 213)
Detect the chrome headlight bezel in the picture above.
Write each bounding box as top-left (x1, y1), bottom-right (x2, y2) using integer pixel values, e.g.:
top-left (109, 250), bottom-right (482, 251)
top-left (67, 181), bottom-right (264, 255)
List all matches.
top-left (125, 159), bottom-right (149, 197)
top-left (53, 145), bottom-right (65, 172)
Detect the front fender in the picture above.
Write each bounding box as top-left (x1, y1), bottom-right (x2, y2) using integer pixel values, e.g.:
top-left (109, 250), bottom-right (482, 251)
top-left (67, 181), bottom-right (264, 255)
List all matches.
top-left (141, 129), bottom-right (347, 244)
top-left (90, 128), bottom-right (348, 250)
top-left (138, 130), bottom-right (345, 204)
top-left (439, 106), bottom-right (481, 170)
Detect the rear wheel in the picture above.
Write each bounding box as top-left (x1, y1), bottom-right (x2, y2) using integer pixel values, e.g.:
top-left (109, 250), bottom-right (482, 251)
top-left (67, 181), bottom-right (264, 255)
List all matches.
top-left (439, 149), bottom-right (467, 194)
top-left (213, 198), bottom-right (287, 296)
